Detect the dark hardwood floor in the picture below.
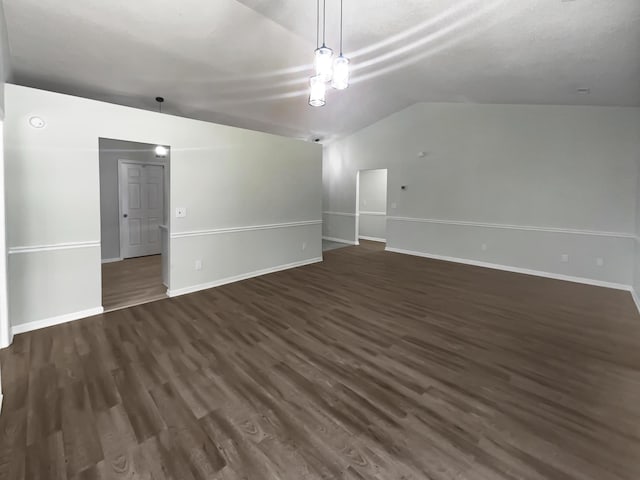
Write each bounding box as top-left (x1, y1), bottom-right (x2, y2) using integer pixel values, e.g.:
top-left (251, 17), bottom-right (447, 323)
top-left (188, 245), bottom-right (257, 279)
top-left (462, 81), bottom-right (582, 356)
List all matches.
top-left (102, 255), bottom-right (166, 312)
top-left (2, 240), bottom-right (640, 479)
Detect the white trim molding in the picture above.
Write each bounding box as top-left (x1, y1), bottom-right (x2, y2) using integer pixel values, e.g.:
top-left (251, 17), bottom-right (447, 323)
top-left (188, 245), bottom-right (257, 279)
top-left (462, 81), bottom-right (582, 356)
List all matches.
top-left (0, 330), bottom-right (13, 350)
top-left (359, 211), bottom-right (387, 216)
top-left (323, 236), bottom-right (359, 245)
top-left (359, 236), bottom-right (386, 243)
top-left (323, 211), bottom-right (358, 217)
top-left (171, 220), bottom-right (321, 239)
top-left (11, 306), bottom-right (105, 336)
top-left (387, 216), bottom-right (634, 239)
top-left (168, 257), bottom-right (323, 297)
top-left (8, 241), bottom-right (101, 255)
top-left (101, 257), bottom-right (123, 264)
top-left (0, 118), bottom-right (9, 351)
top-left (631, 289), bottom-right (640, 316)
top-left (386, 246), bottom-right (631, 291)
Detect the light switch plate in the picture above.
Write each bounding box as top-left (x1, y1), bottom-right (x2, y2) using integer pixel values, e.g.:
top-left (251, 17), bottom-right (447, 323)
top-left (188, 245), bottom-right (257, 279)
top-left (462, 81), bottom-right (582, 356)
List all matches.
top-left (176, 207), bottom-right (187, 218)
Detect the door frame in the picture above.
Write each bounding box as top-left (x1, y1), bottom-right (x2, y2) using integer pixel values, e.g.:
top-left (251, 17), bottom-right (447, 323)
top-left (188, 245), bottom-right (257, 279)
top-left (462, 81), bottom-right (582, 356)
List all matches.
top-left (0, 115), bottom-right (10, 353)
top-left (355, 168), bottom-right (389, 244)
top-left (355, 171), bottom-right (360, 243)
top-left (117, 159), bottom-right (167, 260)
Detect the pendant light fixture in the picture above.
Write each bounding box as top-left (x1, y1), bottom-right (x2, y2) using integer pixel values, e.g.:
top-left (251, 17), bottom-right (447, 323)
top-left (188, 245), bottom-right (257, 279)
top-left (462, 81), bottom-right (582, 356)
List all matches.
top-left (308, 0), bottom-right (349, 107)
top-left (331, 0), bottom-right (349, 90)
top-left (314, 0), bottom-right (333, 82)
top-left (309, 0), bottom-right (327, 106)
top-left (154, 97), bottom-right (168, 157)
top-left (309, 74), bottom-right (327, 107)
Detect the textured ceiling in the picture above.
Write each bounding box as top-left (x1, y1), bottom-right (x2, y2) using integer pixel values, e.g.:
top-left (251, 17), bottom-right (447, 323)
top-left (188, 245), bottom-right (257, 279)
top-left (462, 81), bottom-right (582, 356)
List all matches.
top-left (3, 0), bottom-right (640, 140)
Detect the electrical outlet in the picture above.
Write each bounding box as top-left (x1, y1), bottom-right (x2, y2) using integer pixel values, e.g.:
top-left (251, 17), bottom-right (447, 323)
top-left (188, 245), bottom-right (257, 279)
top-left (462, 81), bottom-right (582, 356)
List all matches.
top-left (596, 257), bottom-right (604, 267)
top-left (561, 254), bottom-right (569, 263)
top-left (302, 242), bottom-right (307, 251)
top-left (481, 243), bottom-right (487, 251)
top-left (195, 259), bottom-right (202, 271)
top-left (391, 202), bottom-right (397, 209)
top-left (176, 207), bottom-right (187, 218)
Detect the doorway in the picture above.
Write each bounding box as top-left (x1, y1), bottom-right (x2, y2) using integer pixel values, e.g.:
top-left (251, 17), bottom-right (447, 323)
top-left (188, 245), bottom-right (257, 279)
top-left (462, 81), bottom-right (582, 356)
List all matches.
top-left (356, 169), bottom-right (388, 244)
top-left (99, 138), bottom-right (170, 311)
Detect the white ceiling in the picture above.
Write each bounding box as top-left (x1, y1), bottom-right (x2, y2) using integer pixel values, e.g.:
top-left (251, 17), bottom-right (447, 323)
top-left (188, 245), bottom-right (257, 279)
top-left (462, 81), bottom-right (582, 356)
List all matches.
top-left (3, 0), bottom-right (640, 140)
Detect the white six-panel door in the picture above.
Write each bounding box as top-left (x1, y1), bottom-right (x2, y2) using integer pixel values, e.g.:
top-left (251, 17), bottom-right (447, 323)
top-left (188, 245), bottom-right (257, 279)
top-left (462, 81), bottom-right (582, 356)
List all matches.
top-left (118, 162), bottom-right (165, 259)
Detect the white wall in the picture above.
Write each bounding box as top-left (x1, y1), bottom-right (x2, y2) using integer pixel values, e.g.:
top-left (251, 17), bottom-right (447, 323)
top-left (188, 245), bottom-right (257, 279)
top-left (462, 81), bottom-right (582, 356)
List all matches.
top-left (5, 84), bottom-right (322, 330)
top-left (99, 138), bottom-right (169, 261)
top-left (0, 1), bottom-right (10, 112)
top-left (324, 102), bottom-right (640, 288)
top-left (358, 169), bottom-right (387, 241)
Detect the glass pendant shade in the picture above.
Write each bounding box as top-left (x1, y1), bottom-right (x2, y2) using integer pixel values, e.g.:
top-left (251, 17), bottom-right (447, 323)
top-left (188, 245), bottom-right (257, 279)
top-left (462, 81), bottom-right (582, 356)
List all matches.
top-left (314, 46), bottom-right (334, 81)
top-left (331, 55), bottom-right (349, 90)
top-left (309, 75), bottom-right (326, 107)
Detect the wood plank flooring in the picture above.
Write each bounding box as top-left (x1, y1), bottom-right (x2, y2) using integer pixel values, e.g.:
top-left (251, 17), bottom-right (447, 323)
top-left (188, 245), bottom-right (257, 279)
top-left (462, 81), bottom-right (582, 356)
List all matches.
top-left (102, 255), bottom-right (166, 312)
top-left (2, 240), bottom-right (640, 479)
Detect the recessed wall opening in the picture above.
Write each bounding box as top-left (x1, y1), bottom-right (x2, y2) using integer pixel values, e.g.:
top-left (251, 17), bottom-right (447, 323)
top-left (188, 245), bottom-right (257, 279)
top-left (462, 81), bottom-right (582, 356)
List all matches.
top-left (356, 168), bottom-right (388, 244)
top-left (99, 138), bottom-right (170, 312)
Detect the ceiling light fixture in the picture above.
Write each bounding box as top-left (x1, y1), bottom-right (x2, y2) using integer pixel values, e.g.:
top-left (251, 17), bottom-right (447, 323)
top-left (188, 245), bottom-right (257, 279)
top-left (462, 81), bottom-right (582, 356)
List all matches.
top-left (29, 116), bottom-right (46, 129)
top-left (155, 145), bottom-right (168, 157)
top-left (331, 0), bottom-right (350, 90)
top-left (309, 0), bottom-right (349, 107)
top-left (314, 0), bottom-right (333, 81)
top-left (309, 75), bottom-right (327, 107)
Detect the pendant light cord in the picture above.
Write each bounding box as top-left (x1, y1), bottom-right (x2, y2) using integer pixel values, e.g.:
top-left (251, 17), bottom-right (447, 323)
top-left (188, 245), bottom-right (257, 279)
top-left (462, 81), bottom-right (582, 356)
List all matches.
top-left (339, 0), bottom-right (343, 55)
top-left (316, 0), bottom-right (320, 49)
top-left (322, 0), bottom-right (327, 47)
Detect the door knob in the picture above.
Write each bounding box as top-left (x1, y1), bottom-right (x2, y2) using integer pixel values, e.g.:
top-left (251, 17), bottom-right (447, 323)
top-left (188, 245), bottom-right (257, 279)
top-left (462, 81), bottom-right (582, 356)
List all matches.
top-left (123, 214), bottom-right (128, 218)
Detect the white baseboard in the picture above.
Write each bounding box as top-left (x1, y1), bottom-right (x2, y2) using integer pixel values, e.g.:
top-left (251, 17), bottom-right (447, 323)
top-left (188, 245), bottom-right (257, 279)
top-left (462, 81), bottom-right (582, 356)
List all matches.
top-left (631, 289), bottom-right (640, 315)
top-left (167, 257), bottom-right (323, 298)
top-left (0, 330), bottom-right (13, 350)
top-left (322, 236), bottom-right (359, 246)
top-left (385, 247), bottom-right (631, 291)
top-left (101, 257), bottom-right (122, 264)
top-left (359, 236), bottom-right (386, 243)
top-left (11, 306), bottom-right (105, 336)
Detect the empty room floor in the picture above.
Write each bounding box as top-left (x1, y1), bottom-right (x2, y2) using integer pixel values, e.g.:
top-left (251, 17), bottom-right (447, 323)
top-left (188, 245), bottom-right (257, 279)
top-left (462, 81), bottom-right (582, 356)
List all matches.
top-left (2, 241), bottom-right (640, 479)
top-left (102, 255), bottom-right (167, 312)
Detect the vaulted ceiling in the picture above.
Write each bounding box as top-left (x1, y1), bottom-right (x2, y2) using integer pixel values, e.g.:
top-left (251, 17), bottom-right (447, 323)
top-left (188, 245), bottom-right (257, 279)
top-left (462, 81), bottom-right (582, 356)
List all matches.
top-left (3, 0), bottom-right (640, 140)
